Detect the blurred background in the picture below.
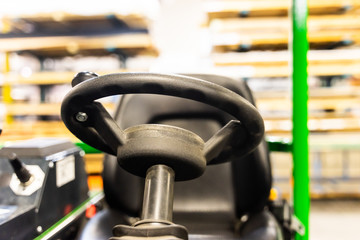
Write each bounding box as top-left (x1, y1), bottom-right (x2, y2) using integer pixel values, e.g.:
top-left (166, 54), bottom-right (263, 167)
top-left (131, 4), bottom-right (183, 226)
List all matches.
top-left (0, 0), bottom-right (359, 239)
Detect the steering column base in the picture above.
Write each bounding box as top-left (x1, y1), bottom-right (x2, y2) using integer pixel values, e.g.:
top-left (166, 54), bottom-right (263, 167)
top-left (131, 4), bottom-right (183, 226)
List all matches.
top-left (111, 223), bottom-right (188, 240)
top-left (110, 164), bottom-right (188, 240)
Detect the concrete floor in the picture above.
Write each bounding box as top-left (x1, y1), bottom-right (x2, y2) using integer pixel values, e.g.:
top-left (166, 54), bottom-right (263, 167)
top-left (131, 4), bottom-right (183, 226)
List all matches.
top-left (310, 200), bottom-right (360, 240)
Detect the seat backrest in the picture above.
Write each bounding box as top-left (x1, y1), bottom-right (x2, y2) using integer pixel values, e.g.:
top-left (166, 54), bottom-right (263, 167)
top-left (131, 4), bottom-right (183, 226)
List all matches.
top-left (102, 74), bottom-right (272, 223)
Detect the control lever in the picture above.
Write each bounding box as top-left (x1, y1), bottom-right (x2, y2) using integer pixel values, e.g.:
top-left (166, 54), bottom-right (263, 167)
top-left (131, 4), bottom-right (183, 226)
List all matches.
top-left (8, 153), bottom-right (34, 186)
top-left (8, 153), bottom-right (45, 196)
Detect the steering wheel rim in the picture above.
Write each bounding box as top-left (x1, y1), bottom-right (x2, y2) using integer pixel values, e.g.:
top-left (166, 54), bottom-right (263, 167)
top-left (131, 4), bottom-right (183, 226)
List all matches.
top-left (61, 72), bottom-right (264, 165)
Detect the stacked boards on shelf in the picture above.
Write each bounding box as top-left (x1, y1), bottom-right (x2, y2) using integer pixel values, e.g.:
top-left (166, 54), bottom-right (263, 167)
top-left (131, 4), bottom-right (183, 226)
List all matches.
top-left (204, 0), bottom-right (360, 198)
top-left (0, 12), bottom-right (157, 178)
top-left (0, 12), bottom-right (156, 55)
top-left (0, 12), bottom-right (157, 140)
top-left (204, 0), bottom-right (360, 134)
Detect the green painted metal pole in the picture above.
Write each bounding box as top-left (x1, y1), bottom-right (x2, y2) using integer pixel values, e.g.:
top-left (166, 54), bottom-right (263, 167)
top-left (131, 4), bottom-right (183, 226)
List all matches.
top-left (292, 0), bottom-right (310, 239)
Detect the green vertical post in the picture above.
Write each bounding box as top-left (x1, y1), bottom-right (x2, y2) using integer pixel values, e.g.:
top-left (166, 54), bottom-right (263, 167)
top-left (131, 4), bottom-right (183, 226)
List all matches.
top-left (292, 0), bottom-right (310, 240)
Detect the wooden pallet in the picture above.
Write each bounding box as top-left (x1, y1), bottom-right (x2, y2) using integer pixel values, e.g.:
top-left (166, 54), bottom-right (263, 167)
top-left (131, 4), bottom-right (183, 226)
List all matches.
top-left (257, 96), bottom-right (360, 112)
top-left (212, 62), bottom-right (360, 77)
top-left (255, 86), bottom-right (360, 99)
top-left (213, 49), bottom-right (360, 65)
top-left (212, 49), bottom-right (360, 77)
top-left (205, 0), bottom-right (360, 19)
top-left (0, 33), bottom-right (154, 53)
top-left (0, 121), bottom-right (76, 142)
top-left (2, 70), bottom-right (143, 85)
top-left (209, 14), bottom-right (360, 33)
top-left (265, 117), bottom-right (360, 133)
top-left (2, 12), bottom-right (148, 30)
top-left (212, 29), bottom-right (360, 51)
top-left (4, 102), bottom-right (115, 116)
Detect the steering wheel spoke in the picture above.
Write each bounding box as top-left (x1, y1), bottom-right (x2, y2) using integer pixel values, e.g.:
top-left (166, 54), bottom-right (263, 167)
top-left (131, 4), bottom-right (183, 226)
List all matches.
top-left (204, 120), bottom-right (246, 164)
top-left (85, 102), bottom-right (126, 154)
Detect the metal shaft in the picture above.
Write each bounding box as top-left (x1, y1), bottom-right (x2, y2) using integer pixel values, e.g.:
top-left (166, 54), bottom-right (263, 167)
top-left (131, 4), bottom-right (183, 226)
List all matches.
top-left (141, 164), bottom-right (175, 222)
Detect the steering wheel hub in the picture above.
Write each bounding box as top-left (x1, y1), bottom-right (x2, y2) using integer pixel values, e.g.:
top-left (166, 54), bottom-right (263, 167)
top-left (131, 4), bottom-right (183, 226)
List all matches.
top-left (119, 124), bottom-right (206, 181)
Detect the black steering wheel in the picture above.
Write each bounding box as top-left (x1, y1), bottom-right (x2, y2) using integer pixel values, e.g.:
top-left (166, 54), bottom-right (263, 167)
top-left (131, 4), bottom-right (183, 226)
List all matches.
top-left (61, 72), bottom-right (264, 180)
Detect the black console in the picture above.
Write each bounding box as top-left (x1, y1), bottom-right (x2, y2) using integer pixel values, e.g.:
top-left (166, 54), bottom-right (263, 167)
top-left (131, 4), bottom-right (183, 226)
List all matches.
top-left (0, 138), bottom-right (88, 239)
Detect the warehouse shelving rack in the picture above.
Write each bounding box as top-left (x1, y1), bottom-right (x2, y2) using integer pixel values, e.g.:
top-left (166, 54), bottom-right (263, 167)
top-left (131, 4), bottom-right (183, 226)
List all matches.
top-left (2, 2), bottom-right (310, 239)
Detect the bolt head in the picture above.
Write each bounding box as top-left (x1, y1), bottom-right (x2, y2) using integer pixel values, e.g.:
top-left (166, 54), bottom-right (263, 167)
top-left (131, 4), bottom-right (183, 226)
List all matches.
top-left (36, 226), bottom-right (43, 233)
top-left (76, 112), bottom-right (88, 122)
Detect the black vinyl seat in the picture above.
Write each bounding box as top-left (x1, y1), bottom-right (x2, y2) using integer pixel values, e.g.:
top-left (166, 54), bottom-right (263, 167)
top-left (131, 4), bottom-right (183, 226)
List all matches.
top-left (79, 74), bottom-right (283, 240)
